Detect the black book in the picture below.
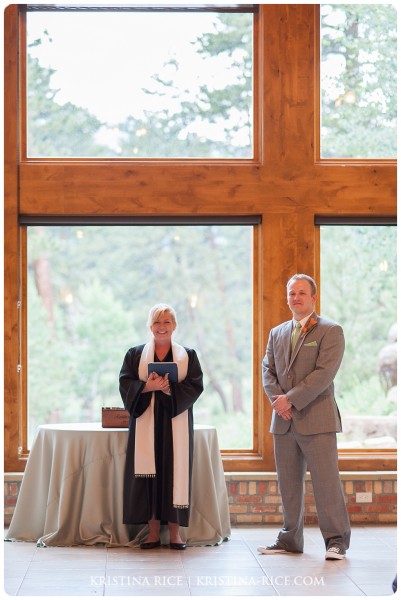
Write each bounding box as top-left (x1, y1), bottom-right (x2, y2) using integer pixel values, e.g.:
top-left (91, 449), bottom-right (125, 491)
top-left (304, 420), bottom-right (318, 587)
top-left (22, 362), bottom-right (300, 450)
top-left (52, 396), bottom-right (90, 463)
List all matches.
top-left (147, 362), bottom-right (178, 383)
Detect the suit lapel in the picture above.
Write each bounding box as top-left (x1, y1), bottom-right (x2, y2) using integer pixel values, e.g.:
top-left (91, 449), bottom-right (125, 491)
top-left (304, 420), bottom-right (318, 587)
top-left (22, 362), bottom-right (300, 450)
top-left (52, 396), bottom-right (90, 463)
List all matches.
top-left (283, 321), bottom-right (293, 369)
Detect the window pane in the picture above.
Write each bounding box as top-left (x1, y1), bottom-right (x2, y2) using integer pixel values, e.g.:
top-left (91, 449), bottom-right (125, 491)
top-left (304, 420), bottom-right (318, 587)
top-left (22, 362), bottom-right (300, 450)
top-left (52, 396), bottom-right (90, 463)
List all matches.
top-left (320, 225), bottom-right (397, 449)
top-left (26, 10), bottom-right (253, 158)
top-left (27, 225), bottom-right (253, 449)
top-left (320, 4), bottom-right (397, 158)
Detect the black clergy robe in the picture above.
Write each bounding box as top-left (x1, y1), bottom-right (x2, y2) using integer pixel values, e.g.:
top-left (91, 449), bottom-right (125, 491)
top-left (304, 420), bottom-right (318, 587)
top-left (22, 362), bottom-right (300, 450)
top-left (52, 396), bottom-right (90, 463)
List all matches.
top-left (119, 344), bottom-right (203, 526)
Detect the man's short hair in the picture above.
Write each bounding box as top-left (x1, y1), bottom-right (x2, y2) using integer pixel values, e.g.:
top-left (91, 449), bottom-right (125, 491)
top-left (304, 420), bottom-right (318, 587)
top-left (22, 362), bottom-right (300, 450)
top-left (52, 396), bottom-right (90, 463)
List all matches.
top-left (287, 274), bottom-right (317, 296)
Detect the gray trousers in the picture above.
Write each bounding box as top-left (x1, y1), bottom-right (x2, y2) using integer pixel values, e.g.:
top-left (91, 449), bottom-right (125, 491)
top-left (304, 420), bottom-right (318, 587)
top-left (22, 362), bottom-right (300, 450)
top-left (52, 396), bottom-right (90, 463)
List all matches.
top-left (274, 423), bottom-right (351, 552)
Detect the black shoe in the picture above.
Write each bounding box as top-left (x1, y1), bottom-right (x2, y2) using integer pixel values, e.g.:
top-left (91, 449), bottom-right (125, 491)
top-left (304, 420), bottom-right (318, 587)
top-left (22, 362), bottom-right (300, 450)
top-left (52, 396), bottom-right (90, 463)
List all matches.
top-left (169, 542), bottom-right (186, 550)
top-left (140, 540), bottom-right (161, 549)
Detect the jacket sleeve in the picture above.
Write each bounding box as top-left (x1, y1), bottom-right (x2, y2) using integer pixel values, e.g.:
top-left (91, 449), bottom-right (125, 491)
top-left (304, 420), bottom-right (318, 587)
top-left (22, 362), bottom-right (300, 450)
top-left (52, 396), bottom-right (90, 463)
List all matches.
top-left (262, 330), bottom-right (285, 401)
top-left (119, 347), bottom-right (151, 417)
top-left (286, 324), bottom-right (345, 411)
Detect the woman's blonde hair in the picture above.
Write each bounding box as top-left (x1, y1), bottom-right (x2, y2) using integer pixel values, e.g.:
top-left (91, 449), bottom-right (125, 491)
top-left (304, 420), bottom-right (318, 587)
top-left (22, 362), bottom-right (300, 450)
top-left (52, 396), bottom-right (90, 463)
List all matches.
top-left (147, 303), bottom-right (177, 329)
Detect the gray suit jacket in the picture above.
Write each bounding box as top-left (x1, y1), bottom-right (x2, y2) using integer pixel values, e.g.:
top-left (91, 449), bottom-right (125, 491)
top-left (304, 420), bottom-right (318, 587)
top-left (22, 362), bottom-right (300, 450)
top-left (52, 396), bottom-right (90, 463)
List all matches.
top-left (262, 313), bottom-right (344, 435)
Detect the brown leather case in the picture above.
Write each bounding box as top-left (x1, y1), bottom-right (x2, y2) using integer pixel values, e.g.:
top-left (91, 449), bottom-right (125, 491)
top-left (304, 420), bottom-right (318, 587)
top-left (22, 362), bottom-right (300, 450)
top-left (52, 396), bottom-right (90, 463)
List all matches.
top-left (101, 407), bottom-right (130, 428)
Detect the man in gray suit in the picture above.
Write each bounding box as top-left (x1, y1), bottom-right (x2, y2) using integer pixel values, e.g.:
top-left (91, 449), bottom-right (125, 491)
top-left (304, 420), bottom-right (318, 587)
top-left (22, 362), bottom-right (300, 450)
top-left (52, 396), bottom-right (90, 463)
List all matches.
top-left (258, 274), bottom-right (350, 560)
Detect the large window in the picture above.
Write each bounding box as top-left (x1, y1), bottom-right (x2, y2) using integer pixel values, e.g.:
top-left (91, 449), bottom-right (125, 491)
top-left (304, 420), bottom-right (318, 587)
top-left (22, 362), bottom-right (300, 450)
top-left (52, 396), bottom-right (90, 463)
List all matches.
top-left (320, 224), bottom-right (397, 449)
top-left (320, 4), bottom-right (397, 159)
top-left (27, 223), bottom-right (254, 449)
top-left (5, 5), bottom-right (396, 473)
top-left (26, 7), bottom-right (254, 158)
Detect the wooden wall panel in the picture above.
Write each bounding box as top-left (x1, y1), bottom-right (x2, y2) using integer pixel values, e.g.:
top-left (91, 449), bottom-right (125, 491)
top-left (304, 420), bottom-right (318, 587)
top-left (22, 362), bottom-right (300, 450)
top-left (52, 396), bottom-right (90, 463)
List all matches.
top-left (5, 4), bottom-right (397, 472)
top-left (4, 4), bottom-right (21, 472)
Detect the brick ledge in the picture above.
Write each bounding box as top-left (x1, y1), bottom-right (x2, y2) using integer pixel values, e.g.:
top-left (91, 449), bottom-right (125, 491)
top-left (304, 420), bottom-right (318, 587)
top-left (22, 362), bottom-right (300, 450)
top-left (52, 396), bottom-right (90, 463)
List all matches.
top-left (4, 471), bottom-right (397, 481)
top-left (225, 471), bottom-right (396, 481)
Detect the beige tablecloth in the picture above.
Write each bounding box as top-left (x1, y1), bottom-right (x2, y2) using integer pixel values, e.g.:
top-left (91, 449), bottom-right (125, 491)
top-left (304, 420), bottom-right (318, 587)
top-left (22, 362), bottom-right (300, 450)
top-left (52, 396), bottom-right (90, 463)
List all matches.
top-left (6, 423), bottom-right (231, 547)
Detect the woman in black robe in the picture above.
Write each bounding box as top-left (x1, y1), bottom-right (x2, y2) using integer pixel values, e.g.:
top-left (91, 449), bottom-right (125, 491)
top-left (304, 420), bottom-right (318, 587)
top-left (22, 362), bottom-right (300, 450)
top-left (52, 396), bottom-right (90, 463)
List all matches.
top-left (119, 303), bottom-right (203, 550)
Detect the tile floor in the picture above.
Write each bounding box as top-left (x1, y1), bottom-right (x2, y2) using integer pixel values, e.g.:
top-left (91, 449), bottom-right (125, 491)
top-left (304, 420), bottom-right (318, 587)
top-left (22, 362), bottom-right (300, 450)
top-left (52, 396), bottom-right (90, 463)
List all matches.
top-left (3, 525), bottom-right (397, 596)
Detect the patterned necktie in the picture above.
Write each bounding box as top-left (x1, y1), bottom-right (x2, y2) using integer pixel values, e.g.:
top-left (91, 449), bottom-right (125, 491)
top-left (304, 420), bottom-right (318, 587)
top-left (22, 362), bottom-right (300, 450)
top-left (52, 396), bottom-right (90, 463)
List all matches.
top-left (291, 321), bottom-right (302, 353)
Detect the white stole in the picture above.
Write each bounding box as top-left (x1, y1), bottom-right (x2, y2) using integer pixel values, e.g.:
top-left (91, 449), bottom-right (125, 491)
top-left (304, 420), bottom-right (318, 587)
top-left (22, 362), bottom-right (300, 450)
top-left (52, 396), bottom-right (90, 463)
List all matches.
top-left (135, 340), bottom-right (190, 508)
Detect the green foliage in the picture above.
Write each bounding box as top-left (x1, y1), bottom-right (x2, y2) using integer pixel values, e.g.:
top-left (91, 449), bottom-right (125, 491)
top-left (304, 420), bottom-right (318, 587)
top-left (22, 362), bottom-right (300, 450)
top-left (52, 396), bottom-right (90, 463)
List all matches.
top-left (28, 225), bottom-right (397, 448)
top-left (28, 277), bottom-right (68, 426)
top-left (27, 225), bottom-right (253, 448)
top-left (27, 12), bottom-right (253, 158)
top-left (321, 4), bottom-right (397, 158)
top-left (116, 13), bottom-right (253, 158)
top-left (27, 6), bottom-right (397, 159)
top-left (28, 272), bottom-right (135, 435)
top-left (320, 225), bottom-right (397, 417)
top-left (27, 52), bottom-right (110, 157)
top-left (339, 374), bottom-right (395, 418)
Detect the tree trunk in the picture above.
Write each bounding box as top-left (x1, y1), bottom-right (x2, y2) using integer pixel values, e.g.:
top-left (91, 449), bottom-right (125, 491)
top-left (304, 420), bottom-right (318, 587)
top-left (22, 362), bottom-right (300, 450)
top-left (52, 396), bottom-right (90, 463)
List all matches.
top-left (207, 227), bottom-right (244, 412)
top-left (33, 255), bottom-right (56, 339)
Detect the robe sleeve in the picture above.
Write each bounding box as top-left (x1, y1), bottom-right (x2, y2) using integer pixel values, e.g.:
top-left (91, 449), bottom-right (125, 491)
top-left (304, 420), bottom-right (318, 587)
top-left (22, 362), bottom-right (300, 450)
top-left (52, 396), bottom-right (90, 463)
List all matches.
top-left (119, 346), bottom-right (151, 417)
top-left (160, 348), bottom-right (203, 417)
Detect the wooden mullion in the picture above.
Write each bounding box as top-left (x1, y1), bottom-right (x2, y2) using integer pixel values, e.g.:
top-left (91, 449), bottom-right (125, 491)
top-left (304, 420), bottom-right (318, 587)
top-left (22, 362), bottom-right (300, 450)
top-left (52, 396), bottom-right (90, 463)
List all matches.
top-left (18, 6), bottom-right (28, 161)
top-left (4, 4), bottom-right (24, 472)
top-left (313, 4), bottom-right (321, 162)
top-left (18, 226), bottom-right (29, 460)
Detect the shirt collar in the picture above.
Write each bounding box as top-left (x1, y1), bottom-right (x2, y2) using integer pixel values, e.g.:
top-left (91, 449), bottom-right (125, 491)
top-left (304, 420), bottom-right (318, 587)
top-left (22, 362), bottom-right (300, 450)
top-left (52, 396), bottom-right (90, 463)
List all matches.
top-left (293, 313), bottom-right (314, 328)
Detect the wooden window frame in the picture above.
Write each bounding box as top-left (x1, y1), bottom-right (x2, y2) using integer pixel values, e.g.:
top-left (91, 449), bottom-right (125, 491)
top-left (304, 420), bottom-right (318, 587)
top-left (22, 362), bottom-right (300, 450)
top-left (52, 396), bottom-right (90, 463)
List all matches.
top-left (4, 4), bottom-right (396, 474)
